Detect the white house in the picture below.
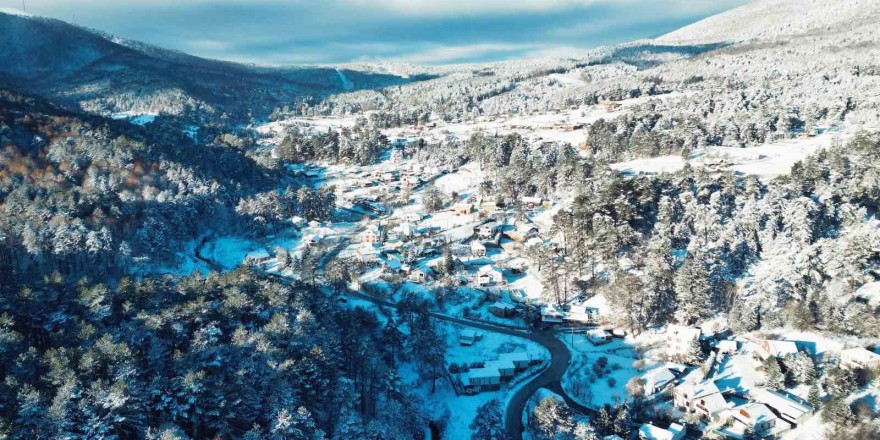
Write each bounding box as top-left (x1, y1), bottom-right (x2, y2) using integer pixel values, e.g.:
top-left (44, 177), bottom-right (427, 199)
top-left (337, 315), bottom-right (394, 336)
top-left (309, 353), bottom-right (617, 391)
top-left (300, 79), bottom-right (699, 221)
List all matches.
top-left (640, 367), bottom-right (676, 396)
top-left (499, 352), bottom-right (531, 370)
top-left (478, 221), bottom-right (501, 239)
top-left (484, 359), bottom-right (516, 379)
top-left (245, 249), bottom-right (272, 265)
top-left (674, 381), bottom-right (728, 421)
top-left (753, 389), bottom-right (814, 426)
top-left (666, 325), bottom-right (701, 357)
top-left (402, 212), bottom-right (423, 223)
top-left (355, 246), bottom-right (380, 264)
top-left (476, 265), bottom-right (504, 287)
top-left (397, 222), bottom-right (415, 238)
top-left (587, 329), bottom-right (612, 345)
top-left (566, 304), bottom-right (600, 324)
top-left (715, 340), bottom-right (738, 355)
top-left (408, 266), bottom-right (433, 283)
top-left (360, 224), bottom-right (384, 244)
top-left (728, 402), bottom-right (791, 437)
top-left (471, 240), bottom-right (487, 257)
top-left (463, 367), bottom-right (501, 391)
top-left (840, 347), bottom-right (880, 370)
top-left (453, 203), bottom-right (475, 216)
top-left (760, 340), bottom-right (799, 359)
top-left (638, 423), bottom-right (684, 440)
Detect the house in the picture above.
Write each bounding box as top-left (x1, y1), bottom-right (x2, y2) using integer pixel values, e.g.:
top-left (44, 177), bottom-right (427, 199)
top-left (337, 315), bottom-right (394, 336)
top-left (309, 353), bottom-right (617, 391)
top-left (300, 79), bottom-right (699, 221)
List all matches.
top-left (484, 359), bottom-right (516, 379)
top-left (505, 220), bottom-right (539, 242)
top-left (674, 381), bottom-right (728, 421)
top-left (245, 249), bottom-right (272, 265)
top-left (488, 302), bottom-right (517, 318)
top-left (566, 304), bottom-right (600, 324)
top-left (640, 367), bottom-right (676, 396)
top-left (753, 389), bottom-right (814, 427)
top-left (587, 329), bottom-right (612, 345)
top-left (402, 212), bottom-right (423, 223)
top-left (308, 219), bottom-right (322, 229)
top-left (459, 330), bottom-right (483, 346)
top-left (840, 347), bottom-right (880, 370)
top-left (729, 402), bottom-right (791, 437)
top-left (522, 196), bottom-right (543, 209)
top-left (541, 305), bottom-right (565, 324)
top-left (476, 265), bottom-right (504, 287)
top-left (408, 266), bottom-right (434, 283)
top-left (462, 367), bottom-right (501, 392)
top-left (666, 325), bottom-right (701, 357)
top-left (478, 221), bottom-right (501, 239)
top-left (304, 234), bottom-right (323, 247)
top-left (638, 423), bottom-right (684, 440)
top-left (290, 216), bottom-right (306, 228)
top-left (499, 352), bottom-right (531, 370)
top-left (470, 240), bottom-right (487, 257)
top-left (454, 203), bottom-right (475, 216)
top-left (360, 224), bottom-right (384, 244)
top-left (715, 340), bottom-right (738, 355)
top-left (760, 340), bottom-right (799, 359)
top-left (699, 317), bottom-right (729, 338)
top-left (355, 246), bottom-right (380, 264)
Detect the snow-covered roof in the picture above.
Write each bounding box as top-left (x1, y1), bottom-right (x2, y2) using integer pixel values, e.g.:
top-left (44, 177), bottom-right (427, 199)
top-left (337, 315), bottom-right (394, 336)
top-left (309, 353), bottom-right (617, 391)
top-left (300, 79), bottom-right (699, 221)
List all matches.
top-left (841, 347), bottom-right (880, 363)
top-left (764, 340), bottom-right (799, 357)
top-left (478, 264), bottom-right (503, 275)
top-left (484, 359), bottom-right (516, 371)
top-left (499, 352), bottom-right (530, 363)
top-left (667, 324), bottom-right (701, 340)
top-left (753, 389), bottom-right (813, 418)
top-left (638, 423), bottom-right (676, 440)
top-left (490, 301), bottom-right (516, 310)
top-left (731, 402), bottom-right (778, 425)
top-left (642, 367), bottom-right (676, 387)
top-left (467, 367), bottom-right (500, 380)
top-left (587, 328), bottom-right (610, 338)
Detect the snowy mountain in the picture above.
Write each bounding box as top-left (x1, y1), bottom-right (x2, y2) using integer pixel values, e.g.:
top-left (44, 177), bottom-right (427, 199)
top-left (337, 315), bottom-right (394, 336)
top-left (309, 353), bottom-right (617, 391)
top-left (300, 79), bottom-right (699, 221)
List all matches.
top-left (657, 0), bottom-right (880, 44)
top-left (0, 11), bottom-right (416, 121)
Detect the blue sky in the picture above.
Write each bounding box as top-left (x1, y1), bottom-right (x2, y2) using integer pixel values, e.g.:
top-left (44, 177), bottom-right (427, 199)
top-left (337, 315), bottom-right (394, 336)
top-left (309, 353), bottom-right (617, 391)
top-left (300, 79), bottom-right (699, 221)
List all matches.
top-left (2, 0), bottom-right (748, 65)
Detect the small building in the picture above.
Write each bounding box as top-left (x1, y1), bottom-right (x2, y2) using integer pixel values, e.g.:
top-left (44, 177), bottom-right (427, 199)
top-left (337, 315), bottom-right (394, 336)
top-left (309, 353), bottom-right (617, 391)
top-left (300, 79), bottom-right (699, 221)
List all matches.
top-left (402, 212), bottom-right (423, 223)
top-left (290, 216), bottom-right (306, 228)
top-left (753, 389), bottom-right (814, 427)
top-left (244, 249), bottom-right (272, 265)
top-left (484, 359), bottom-right (516, 379)
top-left (640, 367), bottom-right (676, 396)
top-left (304, 234), bottom-right (323, 247)
top-left (408, 266), bottom-right (434, 283)
top-left (638, 423), bottom-right (684, 440)
top-left (541, 305), bottom-right (565, 324)
top-left (462, 367), bottom-right (501, 392)
top-left (454, 203), bottom-right (475, 216)
top-left (470, 240), bottom-right (487, 258)
top-left (840, 347), bottom-right (880, 370)
top-left (476, 265), bottom-right (504, 287)
top-left (674, 381), bottom-right (727, 421)
top-left (499, 352), bottom-right (531, 370)
top-left (360, 224), bottom-right (384, 244)
top-left (488, 302), bottom-right (517, 318)
top-left (355, 246), bottom-right (380, 264)
top-left (505, 220), bottom-right (539, 242)
top-left (566, 304), bottom-right (600, 324)
top-left (459, 330), bottom-right (483, 346)
top-left (478, 221), bottom-right (501, 239)
top-left (587, 329), bottom-right (612, 345)
top-left (728, 402), bottom-right (791, 437)
top-left (715, 340), bottom-right (738, 355)
top-left (760, 340), bottom-right (799, 359)
top-left (666, 325), bottom-right (701, 357)
top-left (522, 196), bottom-right (543, 209)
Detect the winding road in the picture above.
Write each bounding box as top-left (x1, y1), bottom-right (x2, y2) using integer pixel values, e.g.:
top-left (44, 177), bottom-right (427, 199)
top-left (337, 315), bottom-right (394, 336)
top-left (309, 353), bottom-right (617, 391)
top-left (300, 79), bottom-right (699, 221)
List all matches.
top-left (344, 289), bottom-right (594, 440)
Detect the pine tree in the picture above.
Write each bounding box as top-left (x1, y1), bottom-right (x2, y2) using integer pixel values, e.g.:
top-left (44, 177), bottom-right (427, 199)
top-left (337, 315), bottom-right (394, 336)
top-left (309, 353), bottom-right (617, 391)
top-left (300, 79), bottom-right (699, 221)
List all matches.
top-left (470, 400), bottom-right (510, 440)
top-left (808, 381), bottom-right (821, 409)
top-left (674, 252), bottom-right (710, 326)
top-left (763, 358), bottom-right (784, 390)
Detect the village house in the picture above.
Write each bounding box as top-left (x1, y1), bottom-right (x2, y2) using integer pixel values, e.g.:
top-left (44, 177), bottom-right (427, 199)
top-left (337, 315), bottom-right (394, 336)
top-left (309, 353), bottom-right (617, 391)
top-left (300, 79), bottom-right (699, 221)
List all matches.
top-left (715, 340), bottom-right (738, 355)
top-left (587, 329), bottom-right (612, 345)
top-left (290, 215), bottom-right (306, 228)
top-left (397, 222), bottom-right (415, 238)
top-left (484, 359), bottom-right (516, 380)
top-left (454, 202), bottom-right (475, 216)
top-left (541, 304), bottom-right (565, 324)
top-left (566, 304), bottom-right (601, 324)
top-left (476, 265), bottom-right (504, 287)
top-left (244, 249), bottom-right (272, 266)
top-left (462, 367), bottom-right (501, 393)
top-left (478, 221), bottom-right (501, 239)
top-left (638, 423), bottom-right (685, 440)
top-left (640, 367), bottom-right (676, 397)
top-left (840, 347), bottom-right (880, 370)
top-left (459, 330), bottom-right (483, 346)
top-left (753, 389), bottom-right (814, 427)
top-left (666, 325), bottom-right (701, 357)
top-left (401, 212), bottom-right (423, 223)
top-left (360, 224), bottom-right (384, 244)
top-left (674, 380), bottom-right (728, 422)
top-left (470, 240), bottom-right (487, 258)
top-left (408, 266), bottom-right (434, 283)
top-left (355, 246), bottom-right (380, 264)
top-left (521, 196), bottom-right (543, 209)
top-left (499, 352), bottom-right (532, 370)
top-left (304, 234), bottom-right (323, 247)
top-left (759, 340), bottom-right (799, 359)
top-left (505, 220), bottom-right (539, 242)
top-left (488, 302), bottom-right (517, 318)
top-left (727, 402), bottom-right (791, 438)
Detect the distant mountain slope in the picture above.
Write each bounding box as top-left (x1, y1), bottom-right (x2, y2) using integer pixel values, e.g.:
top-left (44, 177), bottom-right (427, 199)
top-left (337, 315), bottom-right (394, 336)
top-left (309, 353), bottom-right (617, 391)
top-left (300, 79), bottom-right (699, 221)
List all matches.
top-left (0, 11), bottom-right (416, 121)
top-left (656, 0), bottom-right (880, 44)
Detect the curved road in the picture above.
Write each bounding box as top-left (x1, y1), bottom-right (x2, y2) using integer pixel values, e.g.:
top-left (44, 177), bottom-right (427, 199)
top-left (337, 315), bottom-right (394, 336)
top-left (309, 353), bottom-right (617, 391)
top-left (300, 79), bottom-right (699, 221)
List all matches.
top-left (344, 290), bottom-right (593, 439)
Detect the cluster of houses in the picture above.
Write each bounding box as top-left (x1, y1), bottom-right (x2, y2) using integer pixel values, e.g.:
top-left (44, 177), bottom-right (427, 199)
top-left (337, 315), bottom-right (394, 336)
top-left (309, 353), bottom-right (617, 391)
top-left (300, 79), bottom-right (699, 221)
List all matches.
top-left (452, 351), bottom-right (541, 395)
top-left (632, 322), bottom-right (880, 440)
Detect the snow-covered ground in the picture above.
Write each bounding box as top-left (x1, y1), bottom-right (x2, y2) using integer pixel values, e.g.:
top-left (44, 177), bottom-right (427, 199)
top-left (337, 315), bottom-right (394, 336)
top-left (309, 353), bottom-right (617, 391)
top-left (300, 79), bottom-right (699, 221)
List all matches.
top-left (560, 333), bottom-right (649, 409)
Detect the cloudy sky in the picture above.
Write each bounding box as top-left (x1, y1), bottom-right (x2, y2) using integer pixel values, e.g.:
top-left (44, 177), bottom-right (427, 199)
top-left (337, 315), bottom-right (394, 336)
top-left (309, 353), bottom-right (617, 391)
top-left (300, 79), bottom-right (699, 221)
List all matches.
top-left (2, 0), bottom-right (748, 65)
